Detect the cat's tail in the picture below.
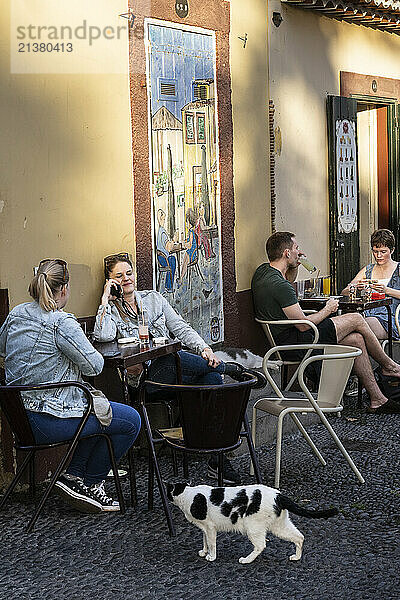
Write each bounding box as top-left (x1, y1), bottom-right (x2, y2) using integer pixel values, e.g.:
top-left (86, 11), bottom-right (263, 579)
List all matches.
top-left (275, 494), bottom-right (338, 519)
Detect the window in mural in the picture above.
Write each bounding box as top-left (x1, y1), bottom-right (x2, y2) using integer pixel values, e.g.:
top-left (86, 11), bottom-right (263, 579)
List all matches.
top-left (185, 112), bottom-right (195, 144)
top-left (196, 114), bottom-right (206, 143)
top-left (146, 22), bottom-right (223, 344)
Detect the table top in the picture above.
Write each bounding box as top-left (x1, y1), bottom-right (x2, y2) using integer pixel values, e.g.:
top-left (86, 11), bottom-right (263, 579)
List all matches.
top-left (93, 339), bottom-right (182, 368)
top-left (300, 295), bottom-right (393, 312)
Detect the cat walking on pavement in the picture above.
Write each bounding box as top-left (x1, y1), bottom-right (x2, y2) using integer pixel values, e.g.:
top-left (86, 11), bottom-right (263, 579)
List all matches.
top-left (167, 483), bottom-right (338, 564)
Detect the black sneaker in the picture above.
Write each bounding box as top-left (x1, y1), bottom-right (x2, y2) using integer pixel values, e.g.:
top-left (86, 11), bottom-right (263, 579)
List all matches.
top-left (207, 457), bottom-right (241, 485)
top-left (86, 481), bottom-right (120, 512)
top-left (54, 474), bottom-right (102, 514)
top-left (224, 362), bottom-right (267, 389)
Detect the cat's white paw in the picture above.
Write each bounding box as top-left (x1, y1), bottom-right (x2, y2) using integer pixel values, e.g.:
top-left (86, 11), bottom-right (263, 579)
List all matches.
top-left (205, 554), bottom-right (216, 562)
top-left (239, 556), bottom-right (254, 564)
top-left (289, 554), bottom-right (301, 561)
top-left (198, 550), bottom-right (207, 558)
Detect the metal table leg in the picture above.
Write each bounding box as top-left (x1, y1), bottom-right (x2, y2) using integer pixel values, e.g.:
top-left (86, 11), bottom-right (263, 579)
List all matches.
top-left (386, 305), bottom-right (393, 358)
top-left (242, 413), bottom-right (262, 483)
top-left (140, 384), bottom-right (176, 537)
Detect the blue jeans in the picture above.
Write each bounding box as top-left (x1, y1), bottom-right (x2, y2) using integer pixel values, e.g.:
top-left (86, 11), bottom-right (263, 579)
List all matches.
top-left (147, 350), bottom-right (225, 390)
top-left (157, 254), bottom-right (177, 291)
top-left (27, 402), bottom-right (141, 485)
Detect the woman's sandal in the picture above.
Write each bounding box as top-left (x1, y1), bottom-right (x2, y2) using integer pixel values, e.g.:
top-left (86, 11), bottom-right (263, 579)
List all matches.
top-left (366, 398), bottom-right (400, 414)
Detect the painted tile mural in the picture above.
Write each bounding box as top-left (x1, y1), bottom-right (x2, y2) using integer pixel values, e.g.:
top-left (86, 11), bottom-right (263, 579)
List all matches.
top-left (146, 22), bottom-right (223, 344)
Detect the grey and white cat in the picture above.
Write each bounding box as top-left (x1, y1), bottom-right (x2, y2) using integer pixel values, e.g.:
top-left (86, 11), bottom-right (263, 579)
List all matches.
top-left (167, 482), bottom-right (338, 564)
top-left (214, 348), bottom-right (263, 369)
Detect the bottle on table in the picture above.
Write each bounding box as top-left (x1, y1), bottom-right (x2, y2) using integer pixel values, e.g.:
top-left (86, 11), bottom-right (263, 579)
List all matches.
top-left (349, 284), bottom-right (356, 302)
top-left (299, 257), bottom-right (317, 274)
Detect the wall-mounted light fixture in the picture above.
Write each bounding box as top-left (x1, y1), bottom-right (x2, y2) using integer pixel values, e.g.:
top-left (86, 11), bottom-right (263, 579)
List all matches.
top-left (272, 12), bottom-right (283, 27)
top-left (175, 1), bottom-right (189, 18)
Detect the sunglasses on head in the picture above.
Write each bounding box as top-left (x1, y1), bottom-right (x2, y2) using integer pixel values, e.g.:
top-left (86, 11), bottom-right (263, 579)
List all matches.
top-left (104, 253), bottom-right (132, 277)
top-left (104, 252), bottom-right (131, 263)
top-left (36, 259), bottom-right (68, 283)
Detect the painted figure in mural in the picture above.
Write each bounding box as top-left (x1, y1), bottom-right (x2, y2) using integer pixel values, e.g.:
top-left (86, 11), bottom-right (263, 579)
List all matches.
top-left (0, 259), bottom-right (141, 513)
top-left (180, 207), bottom-right (198, 281)
top-left (156, 208), bottom-right (178, 293)
top-left (342, 229), bottom-right (400, 341)
top-left (195, 202), bottom-right (215, 260)
top-left (94, 253), bottom-right (267, 484)
top-left (252, 231), bottom-right (400, 414)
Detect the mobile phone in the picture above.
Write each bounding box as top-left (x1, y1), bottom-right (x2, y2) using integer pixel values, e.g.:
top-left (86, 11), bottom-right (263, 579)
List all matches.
top-left (110, 283), bottom-right (122, 298)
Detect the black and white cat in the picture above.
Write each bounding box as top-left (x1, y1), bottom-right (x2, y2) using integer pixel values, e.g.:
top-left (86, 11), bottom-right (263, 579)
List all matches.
top-left (167, 482), bottom-right (338, 564)
top-left (214, 348), bottom-right (263, 369)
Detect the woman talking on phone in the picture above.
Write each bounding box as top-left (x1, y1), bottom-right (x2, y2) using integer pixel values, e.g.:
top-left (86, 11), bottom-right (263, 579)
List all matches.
top-left (93, 253), bottom-right (266, 484)
top-left (0, 259), bottom-right (141, 513)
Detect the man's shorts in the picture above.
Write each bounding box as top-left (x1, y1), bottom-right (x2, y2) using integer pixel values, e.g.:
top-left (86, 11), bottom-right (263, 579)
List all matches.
top-left (275, 317), bottom-right (337, 362)
top-left (274, 318), bottom-right (337, 383)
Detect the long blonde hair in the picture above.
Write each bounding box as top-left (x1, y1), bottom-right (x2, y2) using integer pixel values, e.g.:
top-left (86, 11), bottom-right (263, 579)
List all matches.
top-left (29, 259), bottom-right (69, 312)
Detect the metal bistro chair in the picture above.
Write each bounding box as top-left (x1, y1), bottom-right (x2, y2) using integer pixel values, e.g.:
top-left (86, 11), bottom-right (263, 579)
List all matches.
top-left (144, 374), bottom-right (262, 533)
top-left (156, 249), bottom-right (175, 294)
top-left (382, 303), bottom-right (400, 356)
top-left (0, 381), bottom-right (126, 532)
top-left (255, 316), bottom-right (318, 391)
top-left (352, 303), bottom-right (400, 407)
top-left (251, 343), bottom-right (364, 488)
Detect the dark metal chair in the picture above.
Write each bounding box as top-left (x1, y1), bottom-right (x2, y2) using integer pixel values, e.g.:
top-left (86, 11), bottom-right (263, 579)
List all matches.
top-left (144, 374), bottom-right (263, 535)
top-left (156, 249), bottom-right (175, 293)
top-left (0, 381), bottom-right (126, 532)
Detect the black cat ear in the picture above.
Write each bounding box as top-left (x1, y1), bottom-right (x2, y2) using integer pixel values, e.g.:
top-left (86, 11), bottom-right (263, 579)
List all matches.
top-left (173, 482), bottom-right (188, 496)
top-left (165, 482), bottom-right (174, 501)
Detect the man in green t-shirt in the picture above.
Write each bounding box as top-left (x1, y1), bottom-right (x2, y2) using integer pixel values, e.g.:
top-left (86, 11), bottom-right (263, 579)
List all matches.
top-left (251, 231), bottom-right (400, 414)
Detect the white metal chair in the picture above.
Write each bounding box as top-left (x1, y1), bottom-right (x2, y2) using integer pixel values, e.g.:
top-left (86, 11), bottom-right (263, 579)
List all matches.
top-left (255, 315), bottom-right (318, 391)
top-left (251, 343), bottom-right (364, 488)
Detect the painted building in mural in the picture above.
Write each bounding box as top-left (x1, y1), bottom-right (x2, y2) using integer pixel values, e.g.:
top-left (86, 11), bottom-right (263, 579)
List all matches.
top-left (146, 22), bottom-right (223, 344)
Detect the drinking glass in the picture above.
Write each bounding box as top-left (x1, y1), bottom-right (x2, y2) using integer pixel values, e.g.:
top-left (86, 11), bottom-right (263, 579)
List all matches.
top-left (139, 309), bottom-right (150, 346)
top-left (323, 277), bottom-right (331, 296)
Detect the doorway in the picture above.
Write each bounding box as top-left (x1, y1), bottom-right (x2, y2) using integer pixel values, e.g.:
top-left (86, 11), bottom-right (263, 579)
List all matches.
top-left (357, 102), bottom-right (390, 268)
top-left (328, 94), bottom-right (399, 293)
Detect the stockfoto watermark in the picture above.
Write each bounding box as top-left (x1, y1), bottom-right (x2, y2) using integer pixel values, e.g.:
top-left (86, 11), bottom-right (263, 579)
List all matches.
top-left (16, 20), bottom-right (128, 46)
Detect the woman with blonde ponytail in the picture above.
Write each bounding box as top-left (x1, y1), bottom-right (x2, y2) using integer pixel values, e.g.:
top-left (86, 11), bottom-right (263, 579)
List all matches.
top-left (0, 259), bottom-right (141, 513)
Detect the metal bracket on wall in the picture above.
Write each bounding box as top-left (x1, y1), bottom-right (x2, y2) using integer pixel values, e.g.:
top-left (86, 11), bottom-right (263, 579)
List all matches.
top-left (238, 33), bottom-right (248, 48)
top-left (119, 11), bottom-right (136, 29)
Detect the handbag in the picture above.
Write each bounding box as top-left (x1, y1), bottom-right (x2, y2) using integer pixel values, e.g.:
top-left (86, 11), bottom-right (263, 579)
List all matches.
top-left (85, 384), bottom-right (113, 426)
top-left (375, 368), bottom-right (400, 403)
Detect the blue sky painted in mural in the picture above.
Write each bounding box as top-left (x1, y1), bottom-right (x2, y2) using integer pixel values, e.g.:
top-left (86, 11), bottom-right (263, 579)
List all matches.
top-left (149, 24), bottom-right (214, 119)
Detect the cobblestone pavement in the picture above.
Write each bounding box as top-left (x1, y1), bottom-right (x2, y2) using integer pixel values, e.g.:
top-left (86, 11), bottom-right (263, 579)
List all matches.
top-left (1, 398), bottom-right (400, 600)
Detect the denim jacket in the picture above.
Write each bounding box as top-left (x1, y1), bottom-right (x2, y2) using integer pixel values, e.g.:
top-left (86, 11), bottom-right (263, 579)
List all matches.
top-left (93, 290), bottom-right (208, 354)
top-left (364, 262), bottom-right (400, 339)
top-left (0, 302), bottom-right (104, 418)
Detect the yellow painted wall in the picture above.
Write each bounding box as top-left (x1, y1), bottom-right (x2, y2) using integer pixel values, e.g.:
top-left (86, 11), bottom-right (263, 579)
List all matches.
top-left (230, 0), bottom-right (270, 292)
top-left (0, 1), bottom-right (134, 316)
top-left (269, 0), bottom-right (400, 278)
